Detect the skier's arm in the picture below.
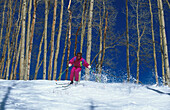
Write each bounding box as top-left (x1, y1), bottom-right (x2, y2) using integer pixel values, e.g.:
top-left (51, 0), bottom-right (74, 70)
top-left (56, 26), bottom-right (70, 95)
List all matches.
top-left (68, 57), bottom-right (75, 66)
top-left (83, 59), bottom-right (91, 69)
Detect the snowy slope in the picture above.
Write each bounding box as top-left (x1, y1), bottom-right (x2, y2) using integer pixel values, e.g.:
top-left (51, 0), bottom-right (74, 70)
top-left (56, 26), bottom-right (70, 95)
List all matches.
top-left (0, 80), bottom-right (170, 110)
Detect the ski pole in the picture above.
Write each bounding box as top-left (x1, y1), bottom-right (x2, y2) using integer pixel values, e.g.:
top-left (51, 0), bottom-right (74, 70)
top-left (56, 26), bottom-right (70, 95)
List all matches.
top-left (56, 67), bottom-right (69, 81)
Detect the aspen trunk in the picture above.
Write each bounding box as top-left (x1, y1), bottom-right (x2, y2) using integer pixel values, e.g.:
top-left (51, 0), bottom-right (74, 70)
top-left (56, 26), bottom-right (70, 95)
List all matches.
top-left (27, 0), bottom-right (37, 80)
top-left (60, 26), bottom-right (68, 80)
top-left (48, 0), bottom-right (58, 80)
top-left (126, 0), bottom-right (130, 82)
top-left (85, 0), bottom-right (94, 80)
top-left (166, 0), bottom-right (170, 8)
top-left (34, 34), bottom-right (44, 80)
top-left (6, 0), bottom-right (13, 80)
top-left (0, 0), bottom-right (7, 48)
top-left (43, 0), bottom-right (49, 80)
top-left (157, 0), bottom-right (165, 85)
top-left (136, 0), bottom-right (140, 84)
top-left (14, 40), bottom-right (22, 80)
top-left (10, 0), bottom-right (22, 80)
top-left (100, 11), bottom-right (108, 81)
top-left (157, 0), bottom-right (170, 87)
top-left (25, 0), bottom-right (32, 80)
top-left (65, 1), bottom-right (72, 80)
top-left (80, 0), bottom-right (88, 53)
top-left (149, 0), bottom-right (159, 85)
top-left (53, 0), bottom-right (64, 80)
top-left (20, 0), bottom-right (27, 80)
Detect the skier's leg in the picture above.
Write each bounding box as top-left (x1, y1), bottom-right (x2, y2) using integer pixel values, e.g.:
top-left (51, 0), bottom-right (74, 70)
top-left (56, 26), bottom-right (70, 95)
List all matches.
top-left (70, 67), bottom-right (76, 82)
top-left (75, 68), bottom-right (82, 81)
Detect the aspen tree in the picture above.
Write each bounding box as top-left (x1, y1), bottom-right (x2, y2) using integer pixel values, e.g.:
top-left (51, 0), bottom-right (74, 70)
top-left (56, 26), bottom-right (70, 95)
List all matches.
top-left (85, 0), bottom-right (94, 80)
top-left (53, 0), bottom-right (64, 80)
top-left (27, 0), bottom-right (37, 80)
top-left (65, 0), bottom-right (72, 80)
top-left (157, 0), bottom-right (170, 87)
top-left (20, 0), bottom-right (27, 80)
top-left (126, 0), bottom-right (130, 82)
top-left (34, 33), bottom-right (44, 80)
top-left (149, 0), bottom-right (159, 85)
top-left (43, 0), bottom-right (49, 80)
top-left (25, 0), bottom-right (33, 80)
top-left (0, 0), bottom-right (7, 48)
top-left (157, 0), bottom-right (165, 85)
top-left (6, 0), bottom-right (13, 80)
top-left (80, 0), bottom-right (88, 53)
top-left (48, 0), bottom-right (58, 80)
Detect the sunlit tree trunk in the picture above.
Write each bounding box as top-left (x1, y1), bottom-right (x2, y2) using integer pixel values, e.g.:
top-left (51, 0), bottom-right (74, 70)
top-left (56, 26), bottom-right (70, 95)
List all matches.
top-left (53, 0), bottom-right (64, 80)
top-left (43, 0), bottom-right (49, 80)
top-left (85, 0), bottom-right (94, 80)
top-left (20, 0), bottom-right (27, 80)
top-left (25, 0), bottom-right (32, 80)
top-left (166, 0), bottom-right (170, 8)
top-left (65, 0), bottom-right (72, 80)
top-left (34, 34), bottom-right (44, 80)
top-left (60, 26), bottom-right (68, 80)
top-left (6, 0), bottom-right (13, 80)
top-left (48, 0), bottom-right (58, 80)
top-left (157, 0), bottom-right (165, 85)
top-left (80, 0), bottom-right (88, 53)
top-left (126, 0), bottom-right (130, 82)
top-left (157, 0), bottom-right (170, 87)
top-left (149, 0), bottom-right (159, 85)
top-left (0, 0), bottom-right (7, 48)
top-left (10, 1), bottom-right (22, 80)
top-left (27, 0), bottom-right (37, 80)
top-left (136, 0), bottom-right (140, 84)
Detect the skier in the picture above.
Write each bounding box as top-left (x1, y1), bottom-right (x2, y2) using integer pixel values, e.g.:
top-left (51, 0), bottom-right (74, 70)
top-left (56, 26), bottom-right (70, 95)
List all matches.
top-left (68, 52), bottom-right (91, 84)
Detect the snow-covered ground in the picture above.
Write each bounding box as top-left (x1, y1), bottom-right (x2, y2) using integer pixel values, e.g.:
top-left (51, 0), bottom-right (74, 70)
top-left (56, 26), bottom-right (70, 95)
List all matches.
top-left (0, 80), bottom-right (170, 110)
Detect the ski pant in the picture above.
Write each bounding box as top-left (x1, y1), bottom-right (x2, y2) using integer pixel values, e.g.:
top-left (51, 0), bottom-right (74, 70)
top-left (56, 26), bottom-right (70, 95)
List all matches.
top-left (70, 67), bottom-right (82, 81)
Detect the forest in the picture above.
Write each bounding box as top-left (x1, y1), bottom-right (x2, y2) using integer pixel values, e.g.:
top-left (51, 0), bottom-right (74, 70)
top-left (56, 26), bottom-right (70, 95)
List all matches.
top-left (0, 0), bottom-right (170, 87)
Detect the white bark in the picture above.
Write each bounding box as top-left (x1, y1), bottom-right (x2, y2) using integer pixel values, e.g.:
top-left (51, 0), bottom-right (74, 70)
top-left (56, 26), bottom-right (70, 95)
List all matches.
top-left (20, 0), bottom-right (27, 80)
top-left (43, 0), bottom-right (49, 80)
top-left (85, 0), bottom-right (94, 80)
top-left (149, 0), bottom-right (159, 85)
top-left (25, 0), bottom-right (32, 80)
top-left (157, 0), bottom-right (170, 87)
top-left (53, 0), bottom-right (64, 80)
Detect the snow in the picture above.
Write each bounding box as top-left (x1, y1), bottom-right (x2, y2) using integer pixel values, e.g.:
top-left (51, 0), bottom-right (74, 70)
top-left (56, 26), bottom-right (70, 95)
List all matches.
top-left (0, 80), bottom-right (170, 110)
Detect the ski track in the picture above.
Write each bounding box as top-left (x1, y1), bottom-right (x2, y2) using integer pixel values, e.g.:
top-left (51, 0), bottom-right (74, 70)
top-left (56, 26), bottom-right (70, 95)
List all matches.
top-left (0, 80), bottom-right (170, 110)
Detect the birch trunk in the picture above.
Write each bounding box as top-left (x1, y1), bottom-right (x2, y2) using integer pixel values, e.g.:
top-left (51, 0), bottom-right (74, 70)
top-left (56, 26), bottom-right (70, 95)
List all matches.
top-left (10, 0), bottom-right (22, 80)
top-left (48, 0), bottom-right (58, 80)
top-left (25, 0), bottom-right (32, 80)
top-left (6, 0), bottom-right (13, 80)
top-left (166, 0), bottom-right (170, 8)
top-left (60, 26), bottom-right (68, 80)
top-left (43, 0), bottom-right (49, 80)
top-left (126, 0), bottom-right (130, 82)
top-left (149, 0), bottom-right (159, 85)
top-left (85, 0), bottom-right (94, 80)
top-left (53, 0), bottom-right (64, 80)
top-left (20, 0), bottom-right (27, 80)
top-left (0, 0), bottom-right (7, 48)
top-left (136, 0), bottom-right (140, 84)
top-left (27, 0), bottom-right (37, 80)
top-left (34, 34), bottom-right (44, 80)
top-left (157, 0), bottom-right (170, 87)
top-left (14, 40), bottom-right (22, 80)
top-left (80, 0), bottom-right (88, 53)
top-left (65, 1), bottom-right (72, 80)
top-left (157, 0), bottom-right (165, 85)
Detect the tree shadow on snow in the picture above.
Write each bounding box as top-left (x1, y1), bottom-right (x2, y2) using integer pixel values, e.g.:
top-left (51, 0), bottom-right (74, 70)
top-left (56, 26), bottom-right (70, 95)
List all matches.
top-left (0, 83), bottom-right (17, 110)
top-left (89, 100), bottom-right (98, 110)
top-left (146, 86), bottom-right (170, 96)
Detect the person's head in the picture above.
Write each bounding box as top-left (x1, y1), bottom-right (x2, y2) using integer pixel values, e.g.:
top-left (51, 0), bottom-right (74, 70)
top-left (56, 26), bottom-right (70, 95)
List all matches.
top-left (76, 52), bottom-right (82, 60)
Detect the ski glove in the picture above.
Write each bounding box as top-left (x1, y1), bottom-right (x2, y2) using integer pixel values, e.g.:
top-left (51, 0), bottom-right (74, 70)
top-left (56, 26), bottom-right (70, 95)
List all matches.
top-left (88, 65), bottom-right (91, 69)
top-left (68, 64), bottom-right (72, 67)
